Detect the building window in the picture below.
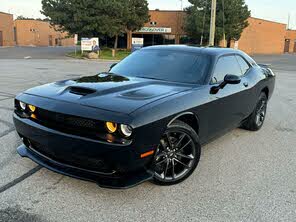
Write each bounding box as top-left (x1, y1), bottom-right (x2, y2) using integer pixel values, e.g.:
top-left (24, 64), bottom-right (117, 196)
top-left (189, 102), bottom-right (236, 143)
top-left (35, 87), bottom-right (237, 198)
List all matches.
top-left (150, 21), bottom-right (157, 26)
top-left (132, 34), bottom-right (176, 47)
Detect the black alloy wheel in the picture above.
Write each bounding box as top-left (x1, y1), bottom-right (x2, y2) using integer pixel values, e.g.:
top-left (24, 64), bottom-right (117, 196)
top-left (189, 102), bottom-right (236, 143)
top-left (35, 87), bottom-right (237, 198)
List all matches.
top-left (242, 92), bottom-right (268, 131)
top-left (152, 120), bottom-right (201, 185)
top-left (255, 99), bottom-right (267, 127)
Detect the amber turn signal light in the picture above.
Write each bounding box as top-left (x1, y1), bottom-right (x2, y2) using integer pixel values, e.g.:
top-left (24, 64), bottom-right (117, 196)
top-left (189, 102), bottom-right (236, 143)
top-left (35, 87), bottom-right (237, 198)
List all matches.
top-left (140, 150), bottom-right (155, 158)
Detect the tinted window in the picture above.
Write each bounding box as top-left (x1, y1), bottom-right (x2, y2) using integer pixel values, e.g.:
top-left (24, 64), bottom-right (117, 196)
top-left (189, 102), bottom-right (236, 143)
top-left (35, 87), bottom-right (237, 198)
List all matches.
top-left (212, 56), bottom-right (242, 83)
top-left (236, 55), bottom-right (250, 75)
top-left (110, 50), bottom-right (210, 84)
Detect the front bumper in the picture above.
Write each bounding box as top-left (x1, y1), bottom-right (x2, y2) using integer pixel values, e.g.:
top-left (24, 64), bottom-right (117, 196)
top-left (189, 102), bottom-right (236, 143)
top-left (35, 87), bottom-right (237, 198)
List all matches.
top-left (14, 114), bottom-right (154, 189)
top-left (17, 145), bottom-right (153, 189)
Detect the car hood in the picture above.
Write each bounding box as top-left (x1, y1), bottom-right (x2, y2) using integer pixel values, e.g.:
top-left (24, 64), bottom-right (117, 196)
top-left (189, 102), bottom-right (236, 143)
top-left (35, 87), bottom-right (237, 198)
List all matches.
top-left (24, 73), bottom-right (193, 114)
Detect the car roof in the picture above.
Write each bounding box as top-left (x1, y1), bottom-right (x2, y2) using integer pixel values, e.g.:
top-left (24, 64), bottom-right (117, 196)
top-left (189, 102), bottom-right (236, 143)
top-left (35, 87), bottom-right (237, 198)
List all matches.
top-left (142, 45), bottom-right (243, 57)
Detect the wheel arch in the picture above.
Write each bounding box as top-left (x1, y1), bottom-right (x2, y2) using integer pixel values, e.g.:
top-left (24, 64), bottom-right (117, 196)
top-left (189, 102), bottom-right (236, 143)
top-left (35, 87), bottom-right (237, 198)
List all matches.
top-left (167, 112), bottom-right (200, 135)
top-left (261, 87), bottom-right (269, 99)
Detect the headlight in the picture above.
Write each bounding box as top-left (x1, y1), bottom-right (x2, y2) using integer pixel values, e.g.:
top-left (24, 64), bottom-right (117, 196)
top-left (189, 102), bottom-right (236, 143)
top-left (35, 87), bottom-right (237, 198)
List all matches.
top-left (19, 101), bottom-right (27, 110)
top-left (28, 105), bottom-right (36, 112)
top-left (120, 124), bottom-right (133, 137)
top-left (106, 122), bottom-right (118, 133)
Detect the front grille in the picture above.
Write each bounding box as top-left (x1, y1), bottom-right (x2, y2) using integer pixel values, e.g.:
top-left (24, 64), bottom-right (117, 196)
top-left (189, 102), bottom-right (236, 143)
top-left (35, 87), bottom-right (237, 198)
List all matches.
top-left (37, 109), bottom-right (99, 130)
top-left (28, 139), bottom-right (113, 173)
top-left (32, 108), bottom-right (106, 140)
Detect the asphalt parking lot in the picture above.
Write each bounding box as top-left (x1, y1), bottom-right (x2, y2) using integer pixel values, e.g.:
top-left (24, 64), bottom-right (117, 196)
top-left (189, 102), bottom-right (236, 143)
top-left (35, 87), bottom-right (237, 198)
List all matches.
top-left (0, 47), bottom-right (295, 222)
top-left (0, 46), bottom-right (76, 59)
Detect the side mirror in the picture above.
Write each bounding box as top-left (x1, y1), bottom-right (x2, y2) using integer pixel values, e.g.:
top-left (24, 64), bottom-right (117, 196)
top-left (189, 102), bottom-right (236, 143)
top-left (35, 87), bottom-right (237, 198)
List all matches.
top-left (224, 74), bottom-right (241, 85)
top-left (210, 74), bottom-right (241, 94)
top-left (109, 63), bottom-right (117, 71)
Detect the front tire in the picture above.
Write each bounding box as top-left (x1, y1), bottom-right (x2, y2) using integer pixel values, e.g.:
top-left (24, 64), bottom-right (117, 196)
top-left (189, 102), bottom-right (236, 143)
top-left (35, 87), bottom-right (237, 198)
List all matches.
top-left (242, 92), bottom-right (268, 131)
top-left (151, 120), bottom-right (201, 186)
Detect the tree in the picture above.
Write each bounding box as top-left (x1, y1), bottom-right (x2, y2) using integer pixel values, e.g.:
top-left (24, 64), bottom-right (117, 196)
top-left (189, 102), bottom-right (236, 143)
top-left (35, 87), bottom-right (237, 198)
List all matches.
top-left (184, 0), bottom-right (250, 46)
top-left (41, 0), bottom-right (149, 49)
top-left (17, 15), bottom-right (50, 21)
top-left (125, 0), bottom-right (150, 31)
top-left (17, 15), bottom-right (37, 20)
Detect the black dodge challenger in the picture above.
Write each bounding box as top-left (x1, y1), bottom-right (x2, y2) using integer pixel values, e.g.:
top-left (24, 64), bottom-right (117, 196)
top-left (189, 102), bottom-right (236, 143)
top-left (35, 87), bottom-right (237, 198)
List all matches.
top-left (14, 46), bottom-right (275, 188)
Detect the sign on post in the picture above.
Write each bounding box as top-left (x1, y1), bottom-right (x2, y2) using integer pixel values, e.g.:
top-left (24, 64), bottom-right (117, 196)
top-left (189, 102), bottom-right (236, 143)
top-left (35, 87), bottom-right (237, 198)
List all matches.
top-left (74, 34), bottom-right (78, 56)
top-left (131, 37), bottom-right (144, 52)
top-left (81, 38), bottom-right (99, 53)
top-left (74, 34), bottom-right (78, 45)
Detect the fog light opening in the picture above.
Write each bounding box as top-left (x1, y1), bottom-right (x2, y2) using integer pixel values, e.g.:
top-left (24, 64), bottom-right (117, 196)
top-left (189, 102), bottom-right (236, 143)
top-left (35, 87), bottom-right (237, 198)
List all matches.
top-left (106, 134), bottom-right (116, 143)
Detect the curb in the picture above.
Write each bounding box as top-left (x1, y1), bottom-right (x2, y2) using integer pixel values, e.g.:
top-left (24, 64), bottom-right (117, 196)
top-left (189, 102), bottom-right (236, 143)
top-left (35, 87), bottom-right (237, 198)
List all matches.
top-left (65, 54), bottom-right (121, 62)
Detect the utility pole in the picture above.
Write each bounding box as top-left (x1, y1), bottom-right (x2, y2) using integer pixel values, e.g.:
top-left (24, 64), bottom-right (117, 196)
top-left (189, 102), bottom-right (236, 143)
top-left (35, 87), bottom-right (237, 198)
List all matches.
top-left (209, 0), bottom-right (217, 46)
top-left (287, 13), bottom-right (290, 30)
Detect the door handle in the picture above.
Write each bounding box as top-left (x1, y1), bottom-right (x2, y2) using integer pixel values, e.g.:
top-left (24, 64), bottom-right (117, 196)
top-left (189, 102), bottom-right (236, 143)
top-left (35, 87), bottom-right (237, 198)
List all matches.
top-left (243, 82), bottom-right (249, 87)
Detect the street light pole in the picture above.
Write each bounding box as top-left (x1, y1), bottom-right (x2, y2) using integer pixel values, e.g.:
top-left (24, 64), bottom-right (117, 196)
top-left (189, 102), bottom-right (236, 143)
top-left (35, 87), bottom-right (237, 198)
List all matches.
top-left (209, 0), bottom-right (217, 46)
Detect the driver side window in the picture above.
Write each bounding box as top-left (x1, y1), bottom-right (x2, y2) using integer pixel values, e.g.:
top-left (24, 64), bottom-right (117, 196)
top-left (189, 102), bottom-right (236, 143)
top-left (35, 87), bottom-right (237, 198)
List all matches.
top-left (212, 56), bottom-right (243, 84)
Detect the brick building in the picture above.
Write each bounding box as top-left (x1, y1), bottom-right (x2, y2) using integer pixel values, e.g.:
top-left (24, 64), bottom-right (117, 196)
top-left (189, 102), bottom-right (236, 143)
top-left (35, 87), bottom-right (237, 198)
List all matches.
top-left (126, 10), bottom-right (294, 55)
top-left (0, 12), bottom-right (15, 46)
top-left (127, 10), bottom-right (186, 48)
top-left (1, 9), bottom-right (296, 54)
top-left (14, 19), bottom-right (74, 47)
top-left (232, 17), bottom-right (287, 55)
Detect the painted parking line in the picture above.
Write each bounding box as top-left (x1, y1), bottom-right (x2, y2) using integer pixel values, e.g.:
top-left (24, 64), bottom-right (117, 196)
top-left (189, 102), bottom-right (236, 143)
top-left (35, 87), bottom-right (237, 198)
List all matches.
top-left (0, 165), bottom-right (42, 194)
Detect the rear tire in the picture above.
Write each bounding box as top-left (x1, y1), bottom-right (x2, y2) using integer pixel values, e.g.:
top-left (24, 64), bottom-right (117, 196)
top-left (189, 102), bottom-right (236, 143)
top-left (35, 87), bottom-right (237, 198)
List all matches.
top-left (242, 93), bottom-right (268, 131)
top-left (151, 120), bottom-right (201, 186)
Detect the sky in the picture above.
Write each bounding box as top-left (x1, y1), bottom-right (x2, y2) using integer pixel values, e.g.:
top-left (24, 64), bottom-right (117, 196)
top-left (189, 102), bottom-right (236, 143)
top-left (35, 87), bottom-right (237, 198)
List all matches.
top-left (1, 0), bottom-right (296, 29)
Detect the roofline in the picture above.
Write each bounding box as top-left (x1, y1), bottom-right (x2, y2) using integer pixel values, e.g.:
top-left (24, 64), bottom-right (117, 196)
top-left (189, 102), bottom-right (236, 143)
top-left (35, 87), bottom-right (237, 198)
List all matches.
top-left (14, 19), bottom-right (50, 23)
top-left (250, 17), bottom-right (287, 26)
top-left (149, 10), bottom-right (185, 13)
top-left (148, 10), bottom-right (288, 26)
top-left (0, 11), bottom-right (13, 16)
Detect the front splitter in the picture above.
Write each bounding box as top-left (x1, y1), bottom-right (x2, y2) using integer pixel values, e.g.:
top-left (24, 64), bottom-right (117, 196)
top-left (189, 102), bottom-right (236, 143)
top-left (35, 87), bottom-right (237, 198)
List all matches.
top-left (17, 144), bottom-right (153, 189)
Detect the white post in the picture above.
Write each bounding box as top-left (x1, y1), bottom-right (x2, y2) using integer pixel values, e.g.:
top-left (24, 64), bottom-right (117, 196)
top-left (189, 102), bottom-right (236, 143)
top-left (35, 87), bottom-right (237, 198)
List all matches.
top-left (209, 0), bottom-right (217, 46)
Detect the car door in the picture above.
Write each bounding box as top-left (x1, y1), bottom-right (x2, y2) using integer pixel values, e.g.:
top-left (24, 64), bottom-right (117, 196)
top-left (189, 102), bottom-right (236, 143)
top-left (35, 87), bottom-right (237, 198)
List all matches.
top-left (235, 55), bottom-right (257, 116)
top-left (205, 55), bottom-right (249, 139)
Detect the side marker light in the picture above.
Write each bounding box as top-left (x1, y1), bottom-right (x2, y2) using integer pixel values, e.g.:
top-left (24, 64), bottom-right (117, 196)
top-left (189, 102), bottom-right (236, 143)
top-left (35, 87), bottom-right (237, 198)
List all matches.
top-left (140, 150), bottom-right (155, 158)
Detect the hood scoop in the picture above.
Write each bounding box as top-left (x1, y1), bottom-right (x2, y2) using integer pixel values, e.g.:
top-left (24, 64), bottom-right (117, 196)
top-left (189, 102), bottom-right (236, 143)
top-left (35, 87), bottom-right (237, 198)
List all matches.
top-left (69, 86), bottom-right (96, 96)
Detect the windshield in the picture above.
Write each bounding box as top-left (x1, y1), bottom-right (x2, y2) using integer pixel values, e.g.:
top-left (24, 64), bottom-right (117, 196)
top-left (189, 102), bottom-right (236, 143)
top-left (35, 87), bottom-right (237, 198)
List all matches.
top-left (110, 49), bottom-right (210, 84)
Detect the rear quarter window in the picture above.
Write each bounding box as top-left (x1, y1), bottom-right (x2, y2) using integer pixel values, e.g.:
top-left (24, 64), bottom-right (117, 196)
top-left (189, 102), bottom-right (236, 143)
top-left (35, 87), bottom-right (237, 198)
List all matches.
top-left (236, 55), bottom-right (251, 75)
